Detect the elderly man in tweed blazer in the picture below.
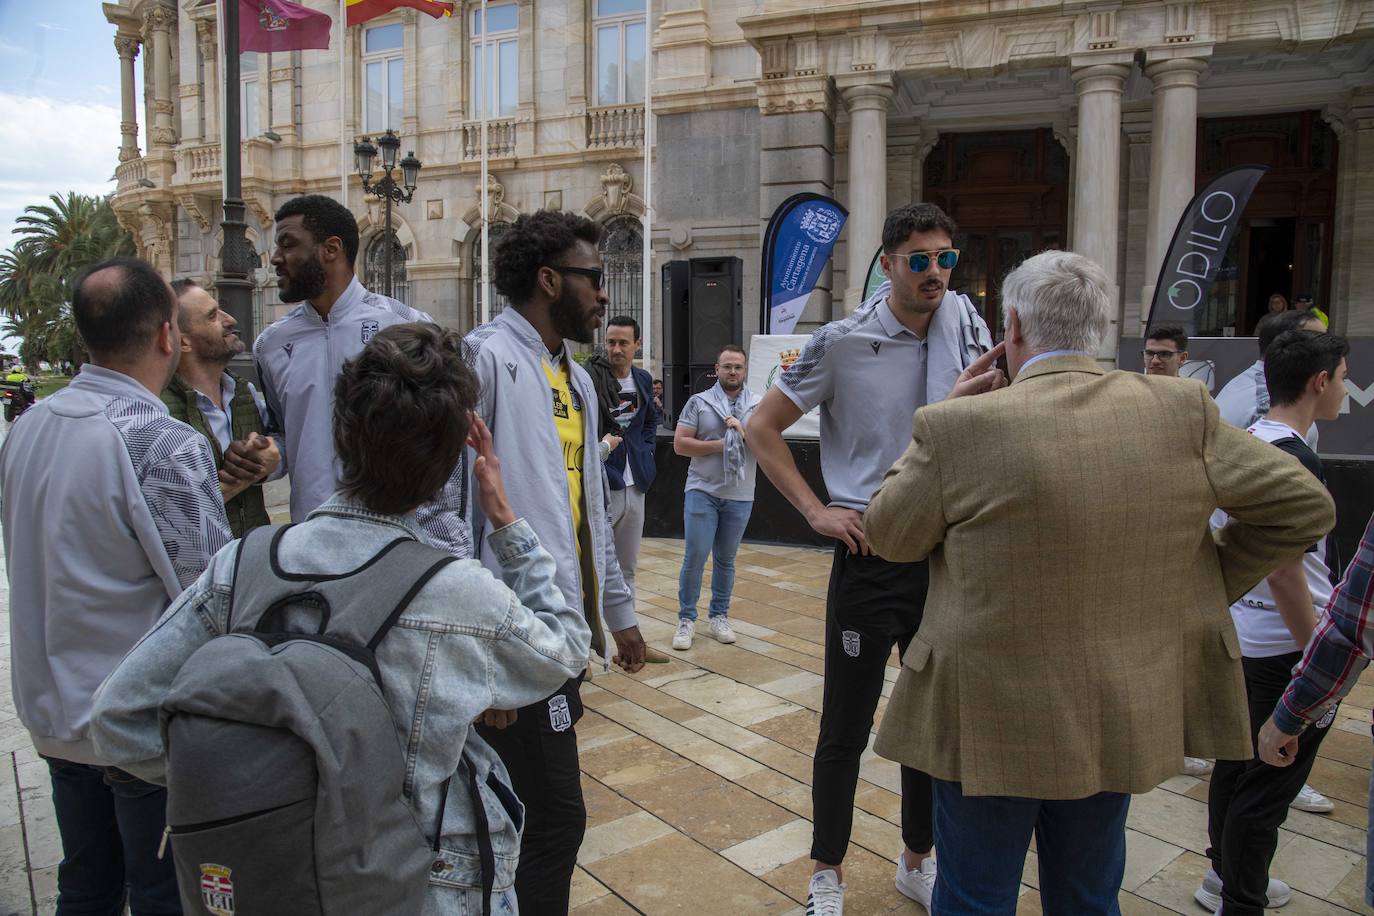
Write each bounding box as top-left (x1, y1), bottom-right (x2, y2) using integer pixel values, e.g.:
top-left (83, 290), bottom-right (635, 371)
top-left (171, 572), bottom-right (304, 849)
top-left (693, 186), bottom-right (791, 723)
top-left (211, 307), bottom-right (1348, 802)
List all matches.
top-left (865, 250), bottom-right (1334, 915)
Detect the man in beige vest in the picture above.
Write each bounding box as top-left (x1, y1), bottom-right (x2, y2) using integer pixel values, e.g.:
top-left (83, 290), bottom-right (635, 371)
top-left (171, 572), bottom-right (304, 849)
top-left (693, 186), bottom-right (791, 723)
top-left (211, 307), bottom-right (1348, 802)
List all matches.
top-left (865, 250), bottom-right (1334, 914)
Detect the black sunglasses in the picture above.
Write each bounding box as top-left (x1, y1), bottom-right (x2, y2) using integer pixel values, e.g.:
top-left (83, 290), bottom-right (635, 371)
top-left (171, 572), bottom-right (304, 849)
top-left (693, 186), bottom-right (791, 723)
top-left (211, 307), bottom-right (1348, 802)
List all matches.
top-left (551, 266), bottom-right (605, 291)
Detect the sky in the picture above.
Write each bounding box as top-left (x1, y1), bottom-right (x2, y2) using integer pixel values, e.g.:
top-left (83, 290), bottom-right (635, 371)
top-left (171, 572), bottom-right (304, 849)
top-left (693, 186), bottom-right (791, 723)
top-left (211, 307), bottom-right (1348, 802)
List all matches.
top-left (0, 0), bottom-right (129, 351)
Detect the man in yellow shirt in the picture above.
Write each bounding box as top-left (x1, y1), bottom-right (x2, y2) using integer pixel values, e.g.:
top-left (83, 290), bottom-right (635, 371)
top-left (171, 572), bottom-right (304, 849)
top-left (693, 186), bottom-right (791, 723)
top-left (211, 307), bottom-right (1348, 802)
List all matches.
top-left (464, 210), bottom-right (646, 912)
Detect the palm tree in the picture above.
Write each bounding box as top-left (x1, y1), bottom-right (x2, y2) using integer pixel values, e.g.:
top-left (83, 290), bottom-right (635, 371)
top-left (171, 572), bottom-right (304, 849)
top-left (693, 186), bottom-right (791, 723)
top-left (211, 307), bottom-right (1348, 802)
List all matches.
top-left (0, 192), bottom-right (134, 369)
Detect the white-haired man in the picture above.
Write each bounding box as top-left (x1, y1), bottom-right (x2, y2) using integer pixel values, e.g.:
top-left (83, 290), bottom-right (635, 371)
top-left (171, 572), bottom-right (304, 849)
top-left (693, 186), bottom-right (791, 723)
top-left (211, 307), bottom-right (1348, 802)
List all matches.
top-left (864, 250), bottom-right (1335, 913)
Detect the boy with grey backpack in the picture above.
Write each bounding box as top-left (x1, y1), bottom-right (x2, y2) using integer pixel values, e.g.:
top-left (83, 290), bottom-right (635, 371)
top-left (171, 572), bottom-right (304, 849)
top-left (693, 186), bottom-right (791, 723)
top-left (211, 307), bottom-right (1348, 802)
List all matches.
top-left (93, 324), bottom-right (592, 915)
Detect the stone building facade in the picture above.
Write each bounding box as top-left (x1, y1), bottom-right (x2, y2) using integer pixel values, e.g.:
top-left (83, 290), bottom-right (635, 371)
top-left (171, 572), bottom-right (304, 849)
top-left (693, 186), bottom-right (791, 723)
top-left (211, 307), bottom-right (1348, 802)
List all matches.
top-left (103, 0), bottom-right (1374, 364)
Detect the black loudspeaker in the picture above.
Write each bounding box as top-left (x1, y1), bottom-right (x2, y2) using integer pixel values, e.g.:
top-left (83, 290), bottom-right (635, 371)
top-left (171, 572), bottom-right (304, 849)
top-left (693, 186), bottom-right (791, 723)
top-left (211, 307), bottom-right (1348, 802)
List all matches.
top-left (687, 257), bottom-right (743, 365)
top-left (660, 257), bottom-right (744, 420)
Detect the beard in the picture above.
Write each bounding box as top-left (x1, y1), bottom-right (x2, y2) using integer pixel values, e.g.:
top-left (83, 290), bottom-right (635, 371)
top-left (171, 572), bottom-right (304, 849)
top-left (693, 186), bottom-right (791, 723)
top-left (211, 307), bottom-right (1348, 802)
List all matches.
top-left (550, 285), bottom-right (595, 344)
top-left (278, 256), bottom-right (327, 304)
top-left (195, 332), bottom-right (243, 365)
top-left (720, 375), bottom-right (744, 392)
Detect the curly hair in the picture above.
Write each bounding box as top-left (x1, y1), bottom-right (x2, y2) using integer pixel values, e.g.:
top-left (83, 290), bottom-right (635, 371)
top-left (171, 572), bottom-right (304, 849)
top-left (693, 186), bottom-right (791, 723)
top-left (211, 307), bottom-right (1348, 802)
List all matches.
top-left (332, 323), bottom-right (477, 515)
top-left (275, 194), bottom-right (361, 267)
top-left (491, 210), bottom-right (602, 306)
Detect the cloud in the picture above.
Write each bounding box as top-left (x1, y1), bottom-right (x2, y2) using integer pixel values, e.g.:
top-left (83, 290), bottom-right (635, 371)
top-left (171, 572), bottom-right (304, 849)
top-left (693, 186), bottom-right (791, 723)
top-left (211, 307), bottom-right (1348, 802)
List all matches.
top-left (1, 92), bottom-right (120, 254)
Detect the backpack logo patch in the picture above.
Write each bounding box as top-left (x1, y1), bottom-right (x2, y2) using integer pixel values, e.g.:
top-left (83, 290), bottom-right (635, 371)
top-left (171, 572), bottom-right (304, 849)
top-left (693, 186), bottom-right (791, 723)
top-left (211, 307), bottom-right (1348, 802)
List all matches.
top-left (548, 694), bottom-right (572, 732)
top-left (870, 341), bottom-right (882, 355)
top-left (200, 864), bottom-right (236, 915)
top-left (841, 630), bottom-right (861, 658)
top-left (282, 342), bottom-right (294, 359)
top-left (361, 320), bottom-right (380, 344)
top-left (506, 361), bottom-right (518, 382)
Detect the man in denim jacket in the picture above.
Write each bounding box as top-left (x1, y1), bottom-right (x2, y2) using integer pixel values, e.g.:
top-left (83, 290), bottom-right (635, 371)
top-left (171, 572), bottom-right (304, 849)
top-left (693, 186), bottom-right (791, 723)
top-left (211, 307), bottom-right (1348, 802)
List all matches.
top-left (92, 324), bottom-right (591, 914)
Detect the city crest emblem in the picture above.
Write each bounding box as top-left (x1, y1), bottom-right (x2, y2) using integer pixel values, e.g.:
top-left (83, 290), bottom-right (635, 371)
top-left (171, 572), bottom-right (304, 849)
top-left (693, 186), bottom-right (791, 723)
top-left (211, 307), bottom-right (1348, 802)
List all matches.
top-left (200, 864), bottom-right (236, 916)
top-left (841, 630), bottom-right (861, 658)
top-left (548, 694), bottom-right (572, 732)
top-left (361, 320), bottom-right (380, 344)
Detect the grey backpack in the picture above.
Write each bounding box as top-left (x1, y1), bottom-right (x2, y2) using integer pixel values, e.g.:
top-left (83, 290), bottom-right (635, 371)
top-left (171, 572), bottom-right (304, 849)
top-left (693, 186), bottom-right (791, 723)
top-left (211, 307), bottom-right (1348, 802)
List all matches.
top-left (157, 525), bottom-right (494, 916)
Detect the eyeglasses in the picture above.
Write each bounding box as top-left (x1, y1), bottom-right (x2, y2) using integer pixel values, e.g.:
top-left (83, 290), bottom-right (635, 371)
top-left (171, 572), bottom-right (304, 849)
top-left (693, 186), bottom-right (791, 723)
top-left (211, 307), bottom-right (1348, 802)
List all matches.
top-left (552, 266), bottom-right (605, 291)
top-left (892, 248), bottom-right (960, 273)
top-left (1143, 349), bottom-right (1182, 361)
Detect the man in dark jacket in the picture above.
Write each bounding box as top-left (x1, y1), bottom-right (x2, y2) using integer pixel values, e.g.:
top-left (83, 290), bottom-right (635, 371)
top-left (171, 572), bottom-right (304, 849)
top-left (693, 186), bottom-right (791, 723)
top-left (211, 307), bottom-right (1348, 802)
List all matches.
top-left (162, 279), bottom-right (280, 536)
top-left (586, 316), bottom-right (658, 595)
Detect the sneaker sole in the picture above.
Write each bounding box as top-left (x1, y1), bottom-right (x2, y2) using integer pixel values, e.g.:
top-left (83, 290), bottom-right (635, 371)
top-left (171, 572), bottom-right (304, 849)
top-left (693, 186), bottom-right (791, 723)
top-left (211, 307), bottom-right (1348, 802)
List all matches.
top-left (1290, 801), bottom-right (1335, 814)
top-left (1193, 886), bottom-right (1221, 912)
top-left (714, 633), bottom-right (736, 644)
top-left (672, 641), bottom-right (692, 651)
top-left (894, 878), bottom-right (932, 909)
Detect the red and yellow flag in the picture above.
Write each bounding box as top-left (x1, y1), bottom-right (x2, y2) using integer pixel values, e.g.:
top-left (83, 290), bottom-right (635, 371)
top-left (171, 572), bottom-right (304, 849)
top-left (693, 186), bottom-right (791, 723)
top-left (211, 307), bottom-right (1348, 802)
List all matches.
top-left (345, 0), bottom-right (453, 27)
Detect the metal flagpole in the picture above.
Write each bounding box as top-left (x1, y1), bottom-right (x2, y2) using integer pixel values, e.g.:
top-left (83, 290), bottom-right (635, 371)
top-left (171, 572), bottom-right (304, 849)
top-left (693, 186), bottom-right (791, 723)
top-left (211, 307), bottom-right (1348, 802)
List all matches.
top-left (640, 0), bottom-right (653, 376)
top-left (339, 0), bottom-right (348, 205)
top-left (479, 0), bottom-right (491, 326)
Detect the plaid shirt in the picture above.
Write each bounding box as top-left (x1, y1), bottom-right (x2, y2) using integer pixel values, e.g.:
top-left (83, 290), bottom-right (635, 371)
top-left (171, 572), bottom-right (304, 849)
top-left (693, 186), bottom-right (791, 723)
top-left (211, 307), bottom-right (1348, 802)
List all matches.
top-left (1273, 512), bottom-right (1374, 735)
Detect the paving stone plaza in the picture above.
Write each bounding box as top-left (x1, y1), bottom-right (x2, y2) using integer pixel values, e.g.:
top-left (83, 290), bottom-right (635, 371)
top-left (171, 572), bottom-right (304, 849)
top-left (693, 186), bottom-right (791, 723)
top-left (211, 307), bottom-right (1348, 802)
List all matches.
top-left (2, 527), bottom-right (1371, 915)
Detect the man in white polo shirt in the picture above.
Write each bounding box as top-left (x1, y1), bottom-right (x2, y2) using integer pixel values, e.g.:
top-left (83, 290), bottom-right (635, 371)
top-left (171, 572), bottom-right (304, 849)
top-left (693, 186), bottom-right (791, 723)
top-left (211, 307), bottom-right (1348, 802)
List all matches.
top-left (1200, 329), bottom-right (1348, 916)
top-left (749, 203), bottom-right (998, 914)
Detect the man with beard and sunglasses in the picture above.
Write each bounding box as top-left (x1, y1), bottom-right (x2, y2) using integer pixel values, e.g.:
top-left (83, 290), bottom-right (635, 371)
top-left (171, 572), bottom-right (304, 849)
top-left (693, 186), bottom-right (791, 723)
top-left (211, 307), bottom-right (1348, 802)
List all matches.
top-left (253, 195), bottom-right (476, 554)
top-left (162, 279), bottom-right (280, 537)
top-left (749, 203), bottom-right (999, 914)
top-left (464, 209), bottom-right (647, 913)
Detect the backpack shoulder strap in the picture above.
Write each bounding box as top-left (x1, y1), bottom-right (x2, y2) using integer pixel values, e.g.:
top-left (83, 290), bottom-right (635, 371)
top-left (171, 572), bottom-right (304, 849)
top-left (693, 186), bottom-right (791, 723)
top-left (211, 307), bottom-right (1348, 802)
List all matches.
top-left (304, 539), bottom-right (459, 648)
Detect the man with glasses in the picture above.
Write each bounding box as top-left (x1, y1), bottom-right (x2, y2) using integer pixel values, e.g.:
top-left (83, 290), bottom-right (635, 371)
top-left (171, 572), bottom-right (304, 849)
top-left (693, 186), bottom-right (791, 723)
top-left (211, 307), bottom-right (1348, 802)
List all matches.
top-left (1143, 326), bottom-right (1189, 377)
top-left (750, 203), bottom-right (998, 914)
top-left (464, 209), bottom-right (647, 913)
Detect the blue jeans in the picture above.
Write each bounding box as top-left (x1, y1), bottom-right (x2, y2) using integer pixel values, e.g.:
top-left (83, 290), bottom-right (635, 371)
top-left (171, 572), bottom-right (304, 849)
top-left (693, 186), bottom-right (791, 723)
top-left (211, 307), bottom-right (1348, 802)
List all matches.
top-left (931, 778), bottom-right (1128, 915)
top-left (678, 489), bottom-right (752, 620)
top-left (44, 756), bottom-right (181, 915)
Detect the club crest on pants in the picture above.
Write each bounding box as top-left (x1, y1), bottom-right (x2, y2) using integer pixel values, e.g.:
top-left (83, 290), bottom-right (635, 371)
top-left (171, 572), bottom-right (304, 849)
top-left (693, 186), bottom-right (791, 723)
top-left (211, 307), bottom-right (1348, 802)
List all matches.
top-left (200, 864), bottom-right (235, 915)
top-left (842, 630), bottom-right (861, 658)
top-left (361, 320), bottom-right (379, 344)
top-left (549, 694), bottom-right (572, 732)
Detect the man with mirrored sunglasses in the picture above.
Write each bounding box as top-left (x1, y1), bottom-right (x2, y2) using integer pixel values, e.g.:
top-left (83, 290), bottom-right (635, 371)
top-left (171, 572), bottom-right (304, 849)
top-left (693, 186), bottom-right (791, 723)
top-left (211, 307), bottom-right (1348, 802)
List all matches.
top-left (750, 202), bottom-right (999, 915)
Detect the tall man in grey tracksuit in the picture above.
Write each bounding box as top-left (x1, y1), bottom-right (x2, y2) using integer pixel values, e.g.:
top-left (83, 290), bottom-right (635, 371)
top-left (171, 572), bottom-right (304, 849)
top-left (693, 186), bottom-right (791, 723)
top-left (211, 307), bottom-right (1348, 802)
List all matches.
top-left (466, 210), bottom-right (647, 913)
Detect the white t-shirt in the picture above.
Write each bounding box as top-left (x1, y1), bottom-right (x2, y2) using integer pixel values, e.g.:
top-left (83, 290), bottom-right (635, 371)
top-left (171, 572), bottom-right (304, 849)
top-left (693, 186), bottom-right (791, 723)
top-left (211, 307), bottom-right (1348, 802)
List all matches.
top-left (617, 375), bottom-right (638, 489)
top-left (1211, 418), bottom-right (1333, 658)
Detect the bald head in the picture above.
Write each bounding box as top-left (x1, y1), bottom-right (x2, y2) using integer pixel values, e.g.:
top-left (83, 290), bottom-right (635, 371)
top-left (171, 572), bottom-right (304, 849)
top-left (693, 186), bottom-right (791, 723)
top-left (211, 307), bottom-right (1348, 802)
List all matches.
top-left (72, 257), bottom-right (178, 366)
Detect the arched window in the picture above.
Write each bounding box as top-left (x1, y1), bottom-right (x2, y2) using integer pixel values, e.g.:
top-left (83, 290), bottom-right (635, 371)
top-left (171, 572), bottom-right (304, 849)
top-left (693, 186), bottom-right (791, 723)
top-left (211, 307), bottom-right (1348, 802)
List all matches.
top-left (598, 215), bottom-right (642, 345)
top-left (364, 232), bottom-right (408, 304)
top-left (472, 221), bottom-right (512, 324)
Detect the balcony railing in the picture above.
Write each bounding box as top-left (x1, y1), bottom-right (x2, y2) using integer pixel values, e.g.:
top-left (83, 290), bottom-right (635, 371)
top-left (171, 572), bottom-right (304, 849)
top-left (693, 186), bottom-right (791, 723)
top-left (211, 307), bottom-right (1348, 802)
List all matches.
top-left (175, 143), bottom-right (222, 183)
top-left (114, 157), bottom-right (149, 193)
top-left (587, 104), bottom-right (645, 150)
top-left (462, 119), bottom-right (517, 160)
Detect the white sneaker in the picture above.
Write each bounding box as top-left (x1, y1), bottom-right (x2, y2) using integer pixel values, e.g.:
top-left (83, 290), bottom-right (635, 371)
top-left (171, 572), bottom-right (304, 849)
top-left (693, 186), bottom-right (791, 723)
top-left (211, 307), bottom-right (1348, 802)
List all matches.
top-left (1290, 783), bottom-right (1334, 813)
top-left (672, 619), bottom-right (694, 651)
top-left (894, 855), bottom-right (936, 909)
top-left (1193, 867), bottom-right (1292, 912)
top-left (1183, 756), bottom-right (1214, 777)
top-left (709, 616), bottom-right (736, 644)
top-left (806, 869), bottom-right (845, 916)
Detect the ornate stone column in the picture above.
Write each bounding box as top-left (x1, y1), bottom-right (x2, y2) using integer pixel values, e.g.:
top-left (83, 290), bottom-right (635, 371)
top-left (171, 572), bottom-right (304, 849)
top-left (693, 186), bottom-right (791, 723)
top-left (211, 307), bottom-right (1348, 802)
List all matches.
top-left (1071, 62), bottom-right (1130, 358)
top-left (144, 5), bottom-right (177, 149)
top-left (837, 74), bottom-right (894, 310)
top-left (1141, 56), bottom-right (1207, 329)
top-left (115, 35), bottom-right (142, 161)
top-left (196, 18), bottom-right (219, 141)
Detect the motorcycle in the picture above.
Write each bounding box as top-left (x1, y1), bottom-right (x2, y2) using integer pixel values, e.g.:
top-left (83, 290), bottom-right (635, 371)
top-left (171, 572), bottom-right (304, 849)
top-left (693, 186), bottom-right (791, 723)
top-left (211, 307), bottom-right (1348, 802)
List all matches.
top-left (2, 381), bottom-right (35, 422)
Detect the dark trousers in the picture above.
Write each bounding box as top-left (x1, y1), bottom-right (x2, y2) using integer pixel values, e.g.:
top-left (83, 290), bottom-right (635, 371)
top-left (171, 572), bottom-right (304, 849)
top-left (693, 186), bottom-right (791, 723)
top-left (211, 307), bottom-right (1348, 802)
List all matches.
top-left (932, 779), bottom-right (1129, 915)
top-left (1207, 651), bottom-right (1335, 916)
top-left (44, 757), bottom-right (181, 916)
top-left (810, 544), bottom-right (933, 865)
top-left (477, 677), bottom-right (586, 916)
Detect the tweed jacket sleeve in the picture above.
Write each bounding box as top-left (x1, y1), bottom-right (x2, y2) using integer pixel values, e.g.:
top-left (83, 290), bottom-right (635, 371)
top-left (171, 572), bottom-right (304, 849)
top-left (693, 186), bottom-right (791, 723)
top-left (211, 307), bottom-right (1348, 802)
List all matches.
top-left (865, 407), bottom-right (947, 563)
top-left (1201, 386), bottom-right (1336, 603)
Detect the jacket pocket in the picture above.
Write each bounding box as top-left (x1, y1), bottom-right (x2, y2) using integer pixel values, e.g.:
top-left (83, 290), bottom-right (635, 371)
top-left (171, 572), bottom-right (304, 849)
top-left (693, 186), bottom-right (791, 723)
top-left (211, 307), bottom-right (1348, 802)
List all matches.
top-left (1219, 624), bottom-right (1242, 660)
top-left (901, 636), bottom-right (933, 672)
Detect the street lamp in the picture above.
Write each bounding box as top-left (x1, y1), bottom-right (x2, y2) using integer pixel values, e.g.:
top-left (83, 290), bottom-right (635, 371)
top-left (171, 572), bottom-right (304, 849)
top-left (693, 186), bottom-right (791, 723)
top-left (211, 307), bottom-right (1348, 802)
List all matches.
top-left (353, 129), bottom-right (420, 299)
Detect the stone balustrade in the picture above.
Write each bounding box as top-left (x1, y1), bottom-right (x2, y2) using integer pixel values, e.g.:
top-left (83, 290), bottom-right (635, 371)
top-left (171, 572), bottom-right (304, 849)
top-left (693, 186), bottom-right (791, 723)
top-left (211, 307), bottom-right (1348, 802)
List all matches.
top-left (114, 157), bottom-right (149, 192)
top-left (462, 119), bottom-right (517, 160)
top-left (587, 104), bottom-right (645, 150)
top-left (174, 142), bottom-right (222, 184)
